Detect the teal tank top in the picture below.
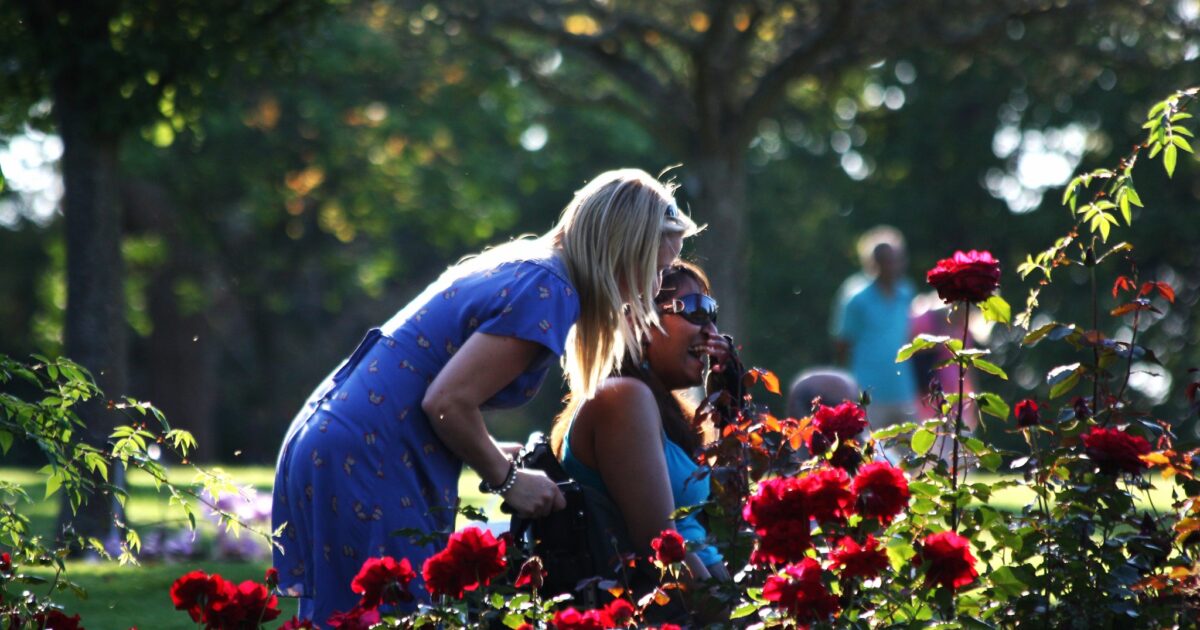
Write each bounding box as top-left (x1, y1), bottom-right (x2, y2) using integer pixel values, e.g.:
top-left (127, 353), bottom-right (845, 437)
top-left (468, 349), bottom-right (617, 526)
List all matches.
top-left (561, 411), bottom-right (723, 567)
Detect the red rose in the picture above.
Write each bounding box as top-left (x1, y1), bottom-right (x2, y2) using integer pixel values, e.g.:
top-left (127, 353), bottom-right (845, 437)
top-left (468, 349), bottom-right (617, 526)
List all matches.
top-left (326, 606), bottom-right (381, 630)
top-left (798, 467), bottom-right (853, 523)
top-left (828, 535), bottom-right (889, 580)
top-left (751, 518), bottom-right (812, 566)
top-left (851, 462), bottom-right (910, 525)
top-left (422, 549), bottom-right (472, 599)
top-left (651, 530), bottom-right (687, 565)
top-left (264, 567), bottom-right (279, 590)
top-left (1082, 426), bottom-right (1152, 474)
top-left (516, 624), bottom-right (534, 630)
top-left (551, 607), bottom-right (607, 630)
top-left (1014, 399), bottom-right (1040, 428)
top-left (917, 531), bottom-right (979, 590)
top-left (445, 527), bottom-right (507, 587)
top-left (32, 610), bottom-right (84, 630)
top-left (603, 598), bottom-right (636, 627)
top-left (351, 556), bottom-right (416, 608)
top-left (515, 556), bottom-right (546, 590)
top-left (926, 250), bottom-right (1001, 304)
top-left (423, 527), bottom-right (507, 599)
top-left (279, 617), bottom-right (316, 630)
top-left (743, 477), bottom-right (806, 530)
top-left (170, 570), bottom-right (234, 624)
top-left (0, 552), bottom-right (10, 574)
top-left (812, 402), bottom-right (868, 442)
top-left (762, 558), bottom-right (839, 625)
top-left (656, 626), bottom-right (682, 630)
top-left (207, 579), bottom-right (281, 628)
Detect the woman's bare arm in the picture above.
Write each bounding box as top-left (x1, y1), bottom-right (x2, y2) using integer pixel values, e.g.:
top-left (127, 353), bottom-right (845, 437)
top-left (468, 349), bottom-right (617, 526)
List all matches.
top-left (423, 332), bottom-right (565, 517)
top-left (578, 378), bottom-right (713, 579)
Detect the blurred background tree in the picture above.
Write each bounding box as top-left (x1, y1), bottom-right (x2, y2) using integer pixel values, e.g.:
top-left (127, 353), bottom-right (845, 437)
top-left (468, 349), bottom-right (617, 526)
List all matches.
top-left (1, 0), bottom-right (1198, 483)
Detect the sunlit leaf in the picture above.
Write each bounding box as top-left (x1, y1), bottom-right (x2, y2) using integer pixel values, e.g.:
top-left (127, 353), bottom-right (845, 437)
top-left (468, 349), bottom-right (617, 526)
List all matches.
top-left (1164, 143), bottom-right (1178, 177)
top-left (979, 295), bottom-right (1011, 325)
top-left (911, 428), bottom-right (936, 455)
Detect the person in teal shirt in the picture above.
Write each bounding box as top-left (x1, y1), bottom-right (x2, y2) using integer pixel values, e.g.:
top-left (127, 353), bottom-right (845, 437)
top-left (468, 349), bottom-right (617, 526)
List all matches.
top-left (830, 226), bottom-right (917, 438)
top-left (552, 262), bottom-right (731, 585)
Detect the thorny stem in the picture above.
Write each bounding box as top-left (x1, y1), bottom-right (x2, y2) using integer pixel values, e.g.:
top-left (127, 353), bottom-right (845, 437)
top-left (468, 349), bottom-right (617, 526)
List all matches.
top-left (1110, 308), bottom-right (1141, 425)
top-left (951, 305), bottom-right (970, 533)
top-left (1090, 253), bottom-right (1102, 420)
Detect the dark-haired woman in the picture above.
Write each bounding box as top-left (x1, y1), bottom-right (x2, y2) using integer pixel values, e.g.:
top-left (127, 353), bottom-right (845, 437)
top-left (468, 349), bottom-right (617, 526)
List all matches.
top-left (551, 262), bottom-right (730, 582)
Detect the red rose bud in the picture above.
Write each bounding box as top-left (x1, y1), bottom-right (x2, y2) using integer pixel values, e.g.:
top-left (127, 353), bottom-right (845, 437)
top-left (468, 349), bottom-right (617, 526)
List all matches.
top-left (1072, 396), bottom-right (1091, 420)
top-left (762, 558), bottom-right (840, 625)
top-left (829, 535), bottom-right (889, 580)
top-left (264, 567), bottom-right (279, 589)
top-left (651, 530), bottom-right (687, 565)
top-left (350, 556), bottom-right (416, 608)
top-left (851, 462), bottom-right (910, 525)
top-left (1014, 399), bottom-right (1040, 428)
top-left (926, 250), bottom-right (1001, 304)
top-left (1082, 426), bottom-right (1152, 474)
top-left (514, 556), bottom-right (546, 590)
top-left (917, 531), bottom-right (979, 590)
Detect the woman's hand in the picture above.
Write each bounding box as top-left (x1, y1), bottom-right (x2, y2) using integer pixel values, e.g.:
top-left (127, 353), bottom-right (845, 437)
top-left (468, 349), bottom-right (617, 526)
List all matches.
top-left (700, 332), bottom-right (734, 372)
top-left (502, 469), bottom-right (566, 518)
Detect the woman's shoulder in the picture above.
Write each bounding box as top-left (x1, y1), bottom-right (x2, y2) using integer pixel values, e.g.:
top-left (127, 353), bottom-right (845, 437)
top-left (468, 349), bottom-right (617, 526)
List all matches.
top-left (577, 377), bottom-right (661, 430)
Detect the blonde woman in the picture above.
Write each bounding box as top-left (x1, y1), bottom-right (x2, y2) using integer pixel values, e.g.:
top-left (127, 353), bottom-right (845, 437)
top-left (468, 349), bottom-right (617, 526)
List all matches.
top-left (272, 169), bottom-right (698, 624)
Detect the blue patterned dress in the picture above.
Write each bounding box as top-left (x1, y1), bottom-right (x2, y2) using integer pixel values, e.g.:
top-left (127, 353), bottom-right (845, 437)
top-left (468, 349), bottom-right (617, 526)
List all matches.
top-left (272, 254), bottom-right (579, 625)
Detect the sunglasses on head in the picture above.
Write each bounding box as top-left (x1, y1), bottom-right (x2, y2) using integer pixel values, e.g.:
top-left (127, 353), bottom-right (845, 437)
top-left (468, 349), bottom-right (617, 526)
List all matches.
top-left (659, 293), bottom-right (718, 326)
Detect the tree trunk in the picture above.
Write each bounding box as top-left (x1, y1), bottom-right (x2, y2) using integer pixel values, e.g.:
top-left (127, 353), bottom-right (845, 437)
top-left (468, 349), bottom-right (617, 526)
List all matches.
top-left (124, 180), bottom-right (219, 462)
top-left (686, 151), bottom-right (748, 338)
top-left (54, 78), bottom-right (127, 546)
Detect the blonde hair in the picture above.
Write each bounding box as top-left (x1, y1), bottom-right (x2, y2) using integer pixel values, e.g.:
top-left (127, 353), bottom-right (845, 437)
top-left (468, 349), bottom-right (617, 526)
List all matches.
top-left (436, 169), bottom-right (697, 399)
top-left (555, 169), bottom-right (698, 398)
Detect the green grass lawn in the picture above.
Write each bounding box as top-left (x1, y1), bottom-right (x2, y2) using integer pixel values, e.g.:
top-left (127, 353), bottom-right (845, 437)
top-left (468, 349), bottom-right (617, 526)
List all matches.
top-left (2, 465), bottom-right (1176, 627)
top-left (5, 465), bottom-right (498, 628)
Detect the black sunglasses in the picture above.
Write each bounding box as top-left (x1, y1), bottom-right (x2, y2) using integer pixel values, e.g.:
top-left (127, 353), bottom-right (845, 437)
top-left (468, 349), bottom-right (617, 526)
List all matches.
top-left (659, 293), bottom-right (718, 326)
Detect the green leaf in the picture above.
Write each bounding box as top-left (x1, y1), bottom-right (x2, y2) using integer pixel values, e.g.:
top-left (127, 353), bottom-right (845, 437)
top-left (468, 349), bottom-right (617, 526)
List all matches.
top-left (1118, 191), bottom-right (1132, 225)
top-left (45, 472), bottom-right (63, 500)
top-left (1165, 143), bottom-right (1178, 177)
top-left (972, 359), bottom-right (1008, 380)
top-left (1174, 135), bottom-right (1195, 153)
top-left (871, 422), bottom-right (918, 440)
top-left (1047, 362), bottom-right (1081, 385)
top-left (975, 392), bottom-right (1010, 420)
top-left (0, 430), bottom-right (11, 455)
top-left (979, 295), bottom-right (1011, 325)
top-left (1097, 213), bottom-right (1111, 241)
top-left (895, 334), bottom-right (950, 363)
top-left (1049, 370), bottom-right (1082, 399)
top-left (911, 428), bottom-right (936, 455)
top-left (1125, 185), bottom-right (1143, 207)
top-left (730, 602), bottom-right (761, 619)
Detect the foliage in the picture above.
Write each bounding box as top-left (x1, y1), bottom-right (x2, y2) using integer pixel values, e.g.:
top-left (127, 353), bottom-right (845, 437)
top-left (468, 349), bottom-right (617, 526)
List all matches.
top-left (0, 354), bottom-right (275, 626)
